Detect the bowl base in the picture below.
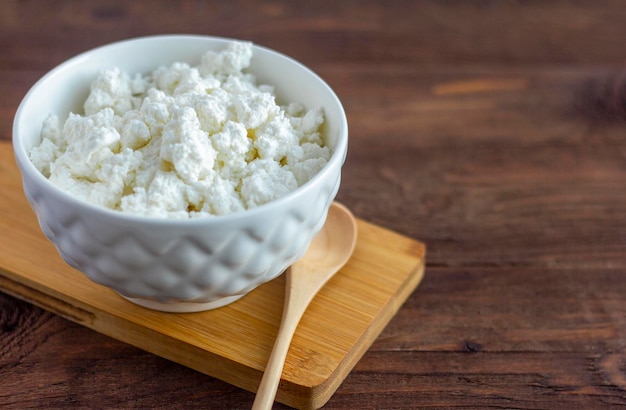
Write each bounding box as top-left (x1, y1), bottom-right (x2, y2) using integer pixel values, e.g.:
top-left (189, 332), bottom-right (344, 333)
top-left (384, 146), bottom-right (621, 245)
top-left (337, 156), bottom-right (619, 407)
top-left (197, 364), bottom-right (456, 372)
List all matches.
top-left (120, 294), bottom-right (245, 313)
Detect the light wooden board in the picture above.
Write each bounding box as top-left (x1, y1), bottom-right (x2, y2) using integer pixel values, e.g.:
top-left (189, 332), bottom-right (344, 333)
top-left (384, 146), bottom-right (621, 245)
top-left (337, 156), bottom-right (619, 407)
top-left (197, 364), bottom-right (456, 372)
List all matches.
top-left (0, 142), bottom-right (425, 409)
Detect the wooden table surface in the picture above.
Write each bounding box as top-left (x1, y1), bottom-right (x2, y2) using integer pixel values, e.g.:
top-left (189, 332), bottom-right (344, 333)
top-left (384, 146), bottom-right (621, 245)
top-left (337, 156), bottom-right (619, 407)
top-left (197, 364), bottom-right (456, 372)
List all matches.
top-left (2, 1), bottom-right (626, 408)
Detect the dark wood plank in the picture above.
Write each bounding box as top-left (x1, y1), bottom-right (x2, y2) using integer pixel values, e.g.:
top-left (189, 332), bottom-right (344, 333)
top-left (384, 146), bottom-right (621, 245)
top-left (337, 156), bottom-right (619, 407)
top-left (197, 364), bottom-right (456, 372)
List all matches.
top-left (338, 65), bottom-right (626, 269)
top-left (0, 294), bottom-right (260, 410)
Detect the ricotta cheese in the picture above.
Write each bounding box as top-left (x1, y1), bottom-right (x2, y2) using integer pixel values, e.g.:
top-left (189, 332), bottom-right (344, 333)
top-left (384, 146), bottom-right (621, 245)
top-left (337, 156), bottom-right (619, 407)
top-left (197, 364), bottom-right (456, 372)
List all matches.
top-left (30, 42), bottom-right (330, 219)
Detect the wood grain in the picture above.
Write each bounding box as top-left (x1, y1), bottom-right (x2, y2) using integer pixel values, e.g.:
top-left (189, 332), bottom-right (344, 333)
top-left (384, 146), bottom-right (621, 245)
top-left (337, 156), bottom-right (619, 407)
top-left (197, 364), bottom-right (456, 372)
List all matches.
top-left (2, 0), bottom-right (626, 408)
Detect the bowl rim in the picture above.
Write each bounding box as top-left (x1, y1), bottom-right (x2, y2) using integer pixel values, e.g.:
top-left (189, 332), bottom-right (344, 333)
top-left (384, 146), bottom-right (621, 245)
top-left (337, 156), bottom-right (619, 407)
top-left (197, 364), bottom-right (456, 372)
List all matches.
top-left (13, 34), bottom-right (348, 226)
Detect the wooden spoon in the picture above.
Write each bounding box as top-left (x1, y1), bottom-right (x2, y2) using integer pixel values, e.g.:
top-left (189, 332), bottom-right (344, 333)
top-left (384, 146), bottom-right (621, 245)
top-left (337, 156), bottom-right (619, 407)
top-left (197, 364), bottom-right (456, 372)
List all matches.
top-left (252, 201), bottom-right (358, 410)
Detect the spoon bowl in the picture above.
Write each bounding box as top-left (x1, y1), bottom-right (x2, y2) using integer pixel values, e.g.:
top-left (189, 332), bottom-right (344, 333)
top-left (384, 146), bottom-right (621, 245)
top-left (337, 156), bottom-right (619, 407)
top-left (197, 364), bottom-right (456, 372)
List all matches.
top-left (252, 201), bottom-right (358, 409)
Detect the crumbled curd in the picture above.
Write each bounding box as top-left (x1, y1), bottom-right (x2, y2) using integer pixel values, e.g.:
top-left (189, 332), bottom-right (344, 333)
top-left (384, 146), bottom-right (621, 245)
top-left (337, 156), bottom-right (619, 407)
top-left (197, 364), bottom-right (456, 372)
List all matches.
top-left (30, 42), bottom-right (330, 218)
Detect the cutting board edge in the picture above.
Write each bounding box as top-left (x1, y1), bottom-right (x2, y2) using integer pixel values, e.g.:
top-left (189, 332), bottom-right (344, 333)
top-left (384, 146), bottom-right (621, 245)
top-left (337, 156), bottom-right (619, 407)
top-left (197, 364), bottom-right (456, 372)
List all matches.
top-left (0, 244), bottom-right (427, 410)
top-left (0, 236), bottom-right (427, 410)
top-left (0, 267), bottom-right (266, 394)
top-left (0, 267), bottom-right (97, 325)
top-left (304, 258), bottom-right (426, 409)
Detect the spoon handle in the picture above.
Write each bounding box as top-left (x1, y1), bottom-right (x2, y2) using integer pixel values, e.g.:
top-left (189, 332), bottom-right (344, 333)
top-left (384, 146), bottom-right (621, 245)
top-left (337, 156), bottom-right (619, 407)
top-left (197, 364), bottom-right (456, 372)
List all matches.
top-left (252, 285), bottom-right (310, 410)
top-left (252, 202), bottom-right (358, 409)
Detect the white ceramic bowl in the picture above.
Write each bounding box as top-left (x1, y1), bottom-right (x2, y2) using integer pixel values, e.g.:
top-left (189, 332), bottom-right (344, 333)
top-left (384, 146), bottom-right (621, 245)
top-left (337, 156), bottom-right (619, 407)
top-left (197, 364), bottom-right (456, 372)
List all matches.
top-left (13, 35), bottom-right (348, 312)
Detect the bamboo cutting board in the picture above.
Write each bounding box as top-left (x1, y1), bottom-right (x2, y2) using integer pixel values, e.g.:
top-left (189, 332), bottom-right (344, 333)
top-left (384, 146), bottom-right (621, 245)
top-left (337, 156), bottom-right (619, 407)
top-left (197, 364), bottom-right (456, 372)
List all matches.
top-left (0, 142), bottom-right (425, 409)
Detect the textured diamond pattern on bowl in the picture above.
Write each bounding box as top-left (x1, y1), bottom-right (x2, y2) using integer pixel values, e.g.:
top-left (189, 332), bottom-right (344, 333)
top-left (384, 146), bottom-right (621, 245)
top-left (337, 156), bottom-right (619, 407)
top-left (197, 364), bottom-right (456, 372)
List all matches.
top-left (23, 171), bottom-right (338, 306)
